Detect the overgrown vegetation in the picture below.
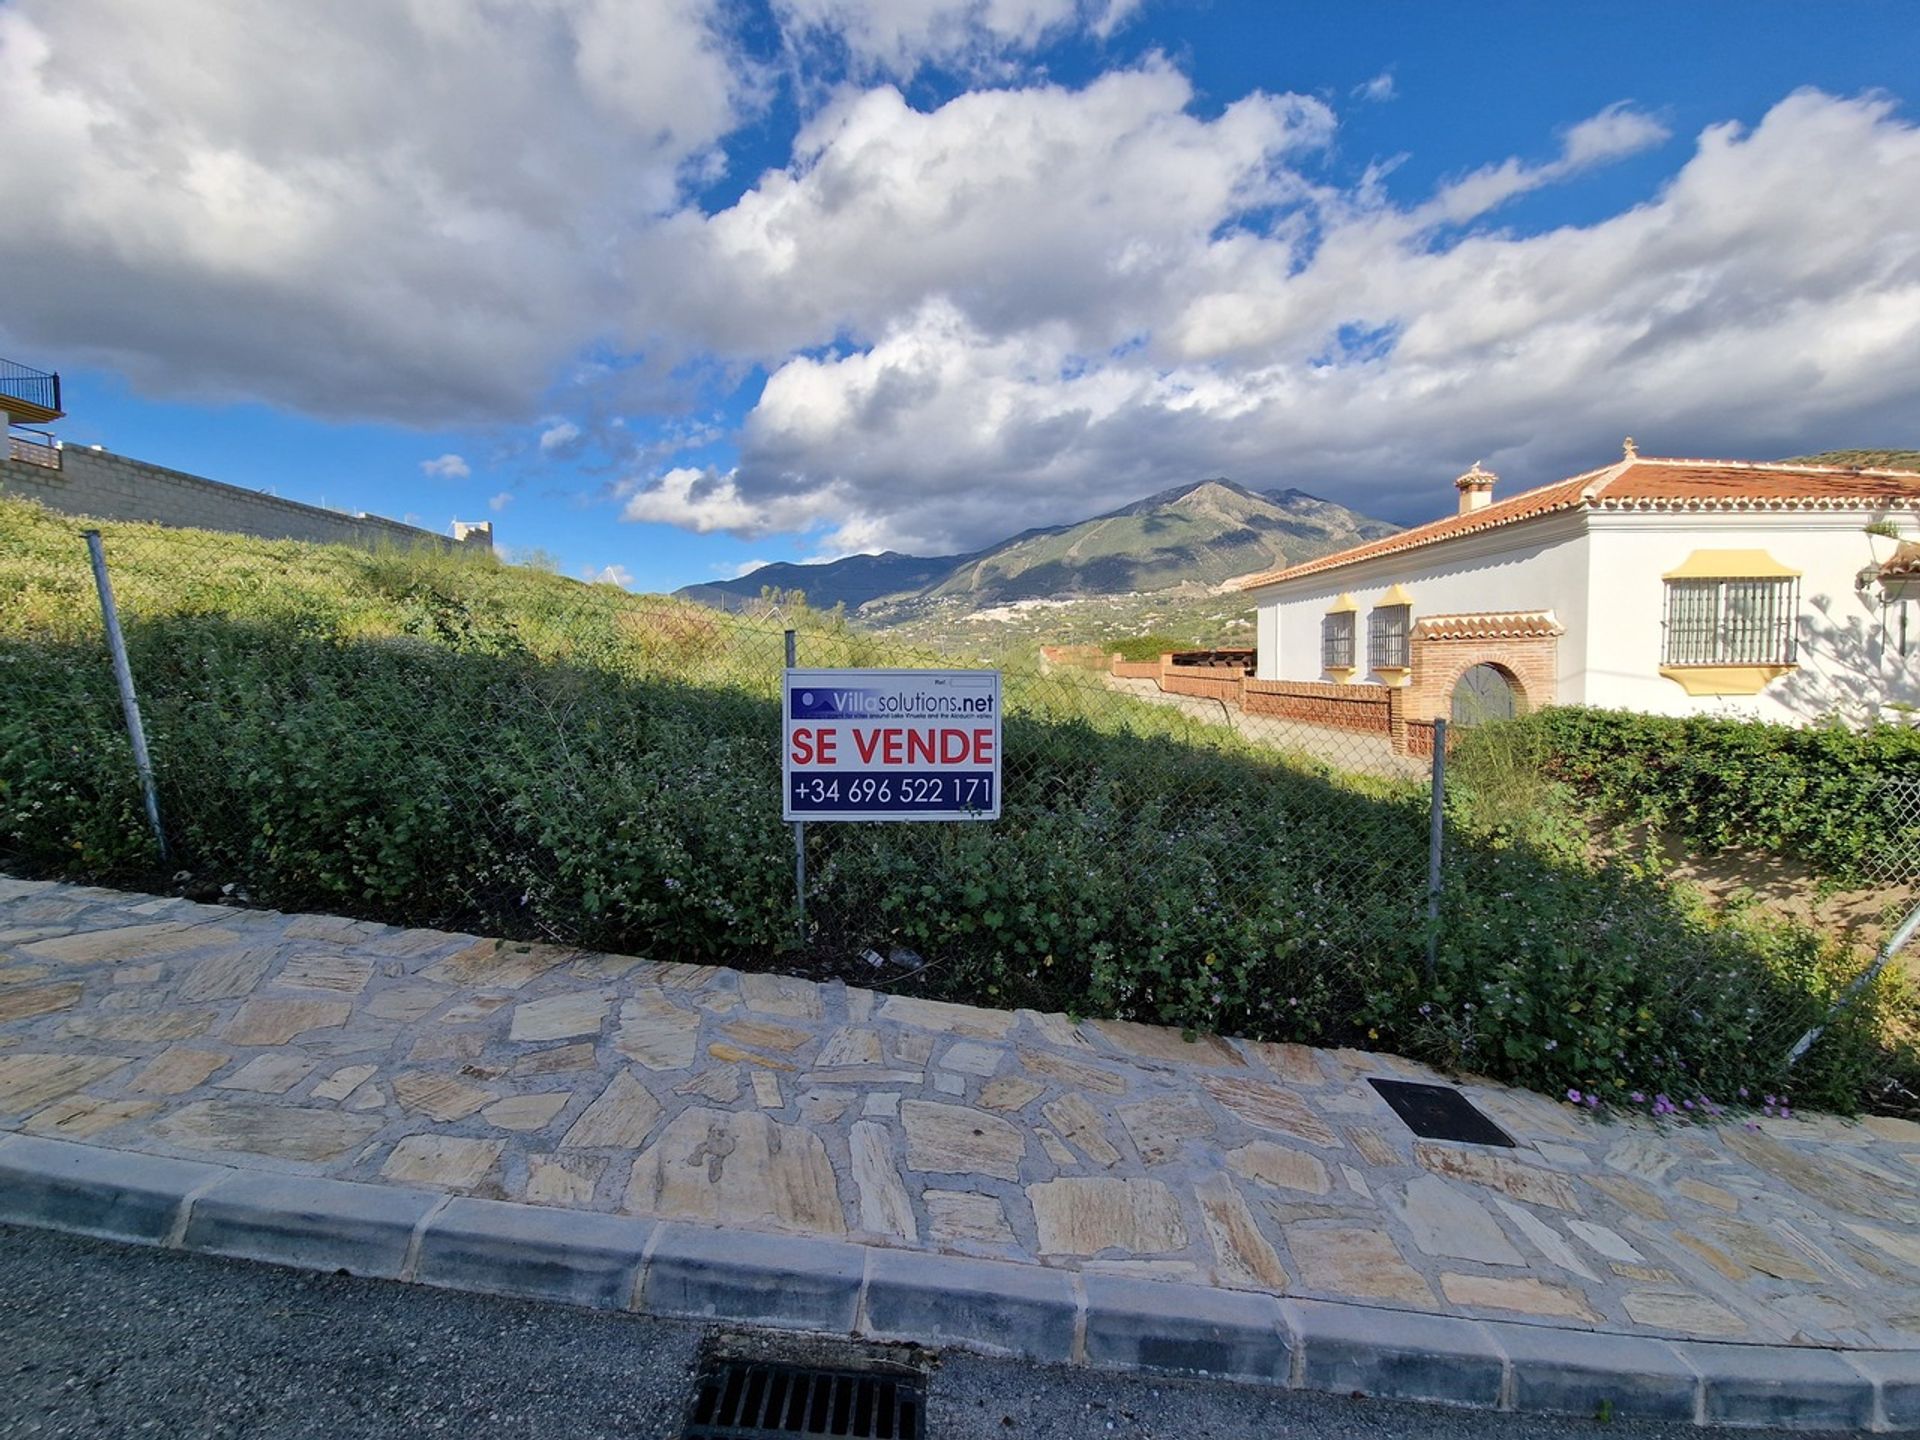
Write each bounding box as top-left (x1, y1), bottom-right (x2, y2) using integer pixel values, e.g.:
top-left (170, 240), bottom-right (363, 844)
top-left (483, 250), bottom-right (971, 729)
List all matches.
top-left (1456, 707), bottom-right (1920, 884)
top-left (2, 495), bottom-right (1913, 1113)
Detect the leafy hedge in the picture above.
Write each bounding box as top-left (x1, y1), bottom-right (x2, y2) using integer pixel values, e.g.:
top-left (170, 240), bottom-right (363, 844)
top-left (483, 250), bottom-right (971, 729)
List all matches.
top-left (1456, 706), bottom-right (1920, 883)
top-left (2, 497), bottom-right (1914, 1112)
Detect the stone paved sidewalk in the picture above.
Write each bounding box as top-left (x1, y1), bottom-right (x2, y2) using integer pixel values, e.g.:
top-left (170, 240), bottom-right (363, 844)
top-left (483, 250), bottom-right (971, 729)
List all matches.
top-left (3, 874), bottom-right (1919, 1352)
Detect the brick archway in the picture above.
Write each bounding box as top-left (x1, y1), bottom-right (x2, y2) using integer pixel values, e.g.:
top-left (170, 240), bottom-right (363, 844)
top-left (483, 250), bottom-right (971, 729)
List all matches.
top-left (1407, 613), bottom-right (1564, 723)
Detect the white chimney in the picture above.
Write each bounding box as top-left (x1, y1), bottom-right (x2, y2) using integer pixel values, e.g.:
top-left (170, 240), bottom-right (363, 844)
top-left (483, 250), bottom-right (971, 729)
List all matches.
top-left (1455, 461), bottom-right (1496, 515)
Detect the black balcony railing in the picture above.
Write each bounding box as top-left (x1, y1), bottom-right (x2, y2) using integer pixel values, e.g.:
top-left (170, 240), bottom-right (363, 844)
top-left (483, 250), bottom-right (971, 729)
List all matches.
top-left (0, 358), bottom-right (61, 416)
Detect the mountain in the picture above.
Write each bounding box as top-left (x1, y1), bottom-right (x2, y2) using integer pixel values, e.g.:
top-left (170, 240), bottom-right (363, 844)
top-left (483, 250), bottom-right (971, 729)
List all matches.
top-left (1785, 450), bottom-right (1920, 472)
top-left (674, 550), bottom-right (974, 612)
top-left (673, 478), bottom-right (1398, 616)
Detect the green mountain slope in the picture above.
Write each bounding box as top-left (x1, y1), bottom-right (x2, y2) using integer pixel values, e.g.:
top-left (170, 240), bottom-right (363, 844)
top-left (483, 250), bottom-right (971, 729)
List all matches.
top-left (928, 480), bottom-right (1395, 603)
top-left (676, 478), bottom-right (1397, 616)
top-left (674, 550), bottom-right (974, 612)
top-left (1785, 449), bottom-right (1920, 472)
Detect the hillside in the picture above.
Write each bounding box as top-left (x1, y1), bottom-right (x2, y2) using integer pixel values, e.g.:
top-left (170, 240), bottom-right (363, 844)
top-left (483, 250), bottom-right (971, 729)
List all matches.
top-left (676, 478), bottom-right (1397, 617)
top-left (1786, 450), bottom-right (1920, 472)
top-left (674, 548), bottom-right (974, 612)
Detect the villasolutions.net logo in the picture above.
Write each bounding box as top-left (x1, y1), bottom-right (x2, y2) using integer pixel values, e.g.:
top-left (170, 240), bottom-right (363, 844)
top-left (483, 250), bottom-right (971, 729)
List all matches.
top-left (788, 686), bottom-right (996, 720)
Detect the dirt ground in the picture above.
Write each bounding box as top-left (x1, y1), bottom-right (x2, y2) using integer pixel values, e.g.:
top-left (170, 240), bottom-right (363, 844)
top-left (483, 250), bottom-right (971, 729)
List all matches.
top-left (1656, 834), bottom-right (1918, 977)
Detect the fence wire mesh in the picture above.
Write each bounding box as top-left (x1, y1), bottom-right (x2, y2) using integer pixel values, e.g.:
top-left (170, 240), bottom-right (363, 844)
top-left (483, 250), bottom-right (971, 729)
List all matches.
top-left (2, 496), bottom-right (1915, 1111)
top-left (0, 505), bottom-right (1436, 1048)
top-left (1872, 774), bottom-right (1920, 886)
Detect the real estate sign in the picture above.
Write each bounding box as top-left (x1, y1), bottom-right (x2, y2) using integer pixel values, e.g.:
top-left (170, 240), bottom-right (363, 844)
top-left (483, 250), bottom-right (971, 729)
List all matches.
top-left (783, 667), bottom-right (1002, 822)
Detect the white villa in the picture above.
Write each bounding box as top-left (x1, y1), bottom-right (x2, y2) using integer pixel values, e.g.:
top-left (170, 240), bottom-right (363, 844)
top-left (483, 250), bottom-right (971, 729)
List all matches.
top-left (1235, 444), bottom-right (1920, 730)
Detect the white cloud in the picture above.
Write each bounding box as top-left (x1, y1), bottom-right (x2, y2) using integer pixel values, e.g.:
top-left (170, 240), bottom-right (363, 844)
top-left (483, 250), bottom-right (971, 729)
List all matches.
top-left (621, 464), bottom-right (847, 538)
top-left (0, 8), bottom-right (1912, 559)
top-left (0, 0), bottom-right (751, 421)
top-left (632, 88), bottom-right (1920, 550)
top-left (717, 557), bottom-right (774, 578)
top-left (1353, 71), bottom-right (1395, 103)
top-left (488, 490), bottom-right (514, 512)
top-left (587, 564), bottom-right (636, 588)
top-left (420, 453), bottom-right (471, 480)
top-left (648, 64), bottom-right (1335, 359)
top-left (1559, 101), bottom-right (1671, 169)
top-left (772, 0), bottom-right (1129, 79)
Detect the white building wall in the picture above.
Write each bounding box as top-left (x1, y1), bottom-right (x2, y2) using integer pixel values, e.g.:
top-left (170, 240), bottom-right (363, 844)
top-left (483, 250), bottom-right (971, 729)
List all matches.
top-left (1251, 505), bottom-right (1920, 723)
top-left (1252, 514), bottom-right (1594, 700)
top-left (1582, 509), bottom-right (1920, 723)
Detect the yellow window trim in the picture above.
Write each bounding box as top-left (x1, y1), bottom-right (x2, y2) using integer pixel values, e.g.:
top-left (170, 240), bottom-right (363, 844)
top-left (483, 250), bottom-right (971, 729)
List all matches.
top-left (1378, 583), bottom-right (1414, 606)
top-left (1659, 664), bottom-right (1796, 696)
top-left (1662, 549), bottom-right (1800, 581)
top-left (1326, 593), bottom-right (1358, 614)
top-left (1323, 665), bottom-right (1356, 678)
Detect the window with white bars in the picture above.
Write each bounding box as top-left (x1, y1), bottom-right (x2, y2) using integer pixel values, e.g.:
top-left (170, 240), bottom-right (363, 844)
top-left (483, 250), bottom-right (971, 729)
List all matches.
top-left (1662, 577), bottom-right (1800, 666)
top-left (1369, 604), bottom-right (1411, 669)
top-left (1322, 611), bottom-right (1355, 669)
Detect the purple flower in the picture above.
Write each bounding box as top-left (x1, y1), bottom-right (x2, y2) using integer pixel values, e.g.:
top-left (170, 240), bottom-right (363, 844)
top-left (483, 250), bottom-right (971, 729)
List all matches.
top-left (1630, 1091), bottom-right (1646, 1104)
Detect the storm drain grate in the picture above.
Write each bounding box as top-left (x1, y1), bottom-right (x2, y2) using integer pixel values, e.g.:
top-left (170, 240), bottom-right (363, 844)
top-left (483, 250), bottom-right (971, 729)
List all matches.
top-left (683, 1359), bottom-right (923, 1440)
top-left (1369, 1078), bottom-right (1515, 1147)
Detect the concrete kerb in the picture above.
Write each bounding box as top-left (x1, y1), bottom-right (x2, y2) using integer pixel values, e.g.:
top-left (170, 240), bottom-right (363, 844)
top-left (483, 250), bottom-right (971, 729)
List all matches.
top-left (0, 1133), bottom-right (1904, 1430)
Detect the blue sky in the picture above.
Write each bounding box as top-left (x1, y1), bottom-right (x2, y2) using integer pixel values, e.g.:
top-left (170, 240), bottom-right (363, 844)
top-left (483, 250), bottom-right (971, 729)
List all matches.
top-left (4, 1), bottom-right (1918, 591)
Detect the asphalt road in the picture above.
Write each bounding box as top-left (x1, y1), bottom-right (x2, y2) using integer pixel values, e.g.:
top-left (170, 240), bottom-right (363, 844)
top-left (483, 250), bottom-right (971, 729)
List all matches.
top-left (0, 1224), bottom-right (1850, 1440)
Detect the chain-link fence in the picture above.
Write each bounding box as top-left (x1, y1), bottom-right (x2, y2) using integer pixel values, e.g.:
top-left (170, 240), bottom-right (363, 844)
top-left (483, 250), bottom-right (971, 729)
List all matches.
top-left (3, 496), bottom-right (1914, 1111)
top-left (1871, 774), bottom-right (1920, 886)
top-left (0, 503), bottom-right (1437, 1045)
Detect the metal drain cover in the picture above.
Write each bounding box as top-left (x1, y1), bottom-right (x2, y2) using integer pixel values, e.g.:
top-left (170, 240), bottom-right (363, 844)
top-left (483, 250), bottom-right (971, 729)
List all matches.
top-left (683, 1358), bottom-right (923, 1440)
top-left (1369, 1078), bottom-right (1515, 1146)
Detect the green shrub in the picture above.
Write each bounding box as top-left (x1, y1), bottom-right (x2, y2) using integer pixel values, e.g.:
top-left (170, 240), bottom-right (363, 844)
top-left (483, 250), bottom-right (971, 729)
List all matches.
top-left (1106, 633), bottom-right (1186, 662)
top-left (1453, 707), bottom-right (1920, 883)
top-left (3, 495), bottom-right (1914, 1112)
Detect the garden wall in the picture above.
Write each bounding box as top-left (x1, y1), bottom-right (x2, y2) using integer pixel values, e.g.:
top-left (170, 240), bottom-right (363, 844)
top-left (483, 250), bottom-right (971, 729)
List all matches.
top-left (1120, 653), bottom-right (1422, 750)
top-left (0, 447), bottom-right (491, 554)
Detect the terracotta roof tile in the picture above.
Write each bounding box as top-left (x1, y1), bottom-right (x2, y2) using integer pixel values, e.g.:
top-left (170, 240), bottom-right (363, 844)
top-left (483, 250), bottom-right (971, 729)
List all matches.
top-left (1881, 541), bottom-right (1920, 579)
top-left (1412, 611), bottom-right (1566, 640)
top-left (1237, 458), bottom-right (1920, 590)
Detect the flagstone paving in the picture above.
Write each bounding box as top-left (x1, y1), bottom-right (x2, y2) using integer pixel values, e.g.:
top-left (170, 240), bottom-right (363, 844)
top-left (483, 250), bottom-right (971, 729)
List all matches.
top-left (5, 873), bottom-right (1920, 1351)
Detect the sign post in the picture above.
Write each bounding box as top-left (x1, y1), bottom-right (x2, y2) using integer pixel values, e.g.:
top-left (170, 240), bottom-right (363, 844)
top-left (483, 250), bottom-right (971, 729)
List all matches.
top-left (783, 668), bottom-right (1003, 823)
top-left (785, 630), bottom-right (806, 945)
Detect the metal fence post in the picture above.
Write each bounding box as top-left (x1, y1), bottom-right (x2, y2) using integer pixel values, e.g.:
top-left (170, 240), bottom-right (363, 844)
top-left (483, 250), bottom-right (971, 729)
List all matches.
top-left (785, 628), bottom-right (806, 946)
top-left (83, 530), bottom-right (169, 863)
top-left (1786, 893), bottom-right (1920, 1068)
top-left (1425, 717), bottom-right (1447, 982)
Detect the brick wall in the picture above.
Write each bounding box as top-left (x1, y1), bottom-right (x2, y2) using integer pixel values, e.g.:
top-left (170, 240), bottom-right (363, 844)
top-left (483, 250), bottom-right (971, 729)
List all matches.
top-left (1113, 654), bottom-right (1465, 755)
top-left (1157, 665), bottom-right (1245, 703)
top-left (1039, 644), bottom-right (1114, 671)
top-left (1404, 718), bottom-right (1449, 758)
top-left (1242, 677), bottom-right (1394, 735)
top-left (1406, 633), bottom-right (1558, 722)
top-left (0, 446), bottom-right (490, 553)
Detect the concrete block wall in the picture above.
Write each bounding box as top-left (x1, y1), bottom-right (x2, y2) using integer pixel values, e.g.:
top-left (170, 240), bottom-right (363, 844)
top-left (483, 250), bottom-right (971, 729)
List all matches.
top-left (0, 446), bottom-right (490, 554)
